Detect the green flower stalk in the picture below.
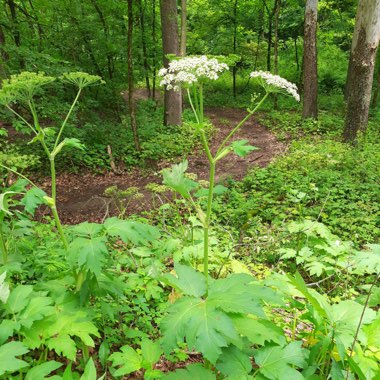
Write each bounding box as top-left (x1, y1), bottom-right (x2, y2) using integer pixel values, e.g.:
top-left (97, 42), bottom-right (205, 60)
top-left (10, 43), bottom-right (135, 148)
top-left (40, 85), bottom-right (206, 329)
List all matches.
top-left (0, 72), bottom-right (103, 249)
top-left (159, 57), bottom-right (300, 292)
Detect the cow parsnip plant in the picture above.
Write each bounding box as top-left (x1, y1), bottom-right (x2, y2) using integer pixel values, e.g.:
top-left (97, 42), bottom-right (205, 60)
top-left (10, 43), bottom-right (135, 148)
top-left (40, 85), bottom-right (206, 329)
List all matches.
top-left (0, 72), bottom-right (104, 250)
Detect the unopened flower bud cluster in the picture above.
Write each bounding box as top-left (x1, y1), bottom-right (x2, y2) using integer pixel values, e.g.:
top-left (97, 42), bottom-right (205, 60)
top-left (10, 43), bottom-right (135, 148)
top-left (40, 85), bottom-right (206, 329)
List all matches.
top-left (250, 71), bottom-right (300, 102)
top-left (159, 56), bottom-right (229, 91)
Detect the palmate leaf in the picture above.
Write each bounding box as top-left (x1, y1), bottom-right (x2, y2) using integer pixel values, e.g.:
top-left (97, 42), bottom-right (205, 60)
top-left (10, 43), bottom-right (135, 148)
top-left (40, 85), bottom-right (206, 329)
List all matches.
top-left (68, 236), bottom-right (108, 277)
top-left (109, 345), bottom-right (142, 376)
top-left (21, 187), bottom-right (47, 215)
top-left (216, 346), bottom-right (252, 378)
top-left (162, 160), bottom-right (198, 199)
top-left (0, 341), bottom-right (29, 376)
top-left (163, 264), bottom-right (206, 297)
top-left (161, 296), bottom-right (240, 364)
top-left (253, 341), bottom-right (309, 380)
top-left (104, 217), bottom-right (160, 246)
top-left (164, 363), bottom-right (216, 380)
top-left (230, 140), bottom-right (259, 157)
top-left (352, 244), bottom-right (380, 274)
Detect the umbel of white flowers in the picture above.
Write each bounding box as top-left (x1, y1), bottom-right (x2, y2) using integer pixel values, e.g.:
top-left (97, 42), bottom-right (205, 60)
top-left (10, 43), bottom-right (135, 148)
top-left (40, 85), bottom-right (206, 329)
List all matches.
top-left (159, 55), bottom-right (229, 91)
top-left (250, 71), bottom-right (300, 102)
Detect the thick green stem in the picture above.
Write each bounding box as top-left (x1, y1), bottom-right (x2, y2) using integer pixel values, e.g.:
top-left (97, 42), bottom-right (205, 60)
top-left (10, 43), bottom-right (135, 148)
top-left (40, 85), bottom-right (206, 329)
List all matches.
top-left (54, 88), bottom-right (82, 150)
top-left (51, 205), bottom-right (68, 250)
top-left (187, 88), bottom-right (200, 124)
top-left (0, 222), bottom-right (8, 264)
top-left (217, 92), bottom-right (269, 155)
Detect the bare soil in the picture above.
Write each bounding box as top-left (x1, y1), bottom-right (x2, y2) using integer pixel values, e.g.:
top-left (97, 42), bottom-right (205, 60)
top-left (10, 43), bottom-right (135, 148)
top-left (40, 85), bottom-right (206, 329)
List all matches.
top-left (36, 107), bottom-right (285, 224)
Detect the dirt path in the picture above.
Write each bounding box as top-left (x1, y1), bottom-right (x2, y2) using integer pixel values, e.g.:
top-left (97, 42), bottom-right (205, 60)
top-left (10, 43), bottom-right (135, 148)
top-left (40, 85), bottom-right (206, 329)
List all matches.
top-left (37, 107), bottom-right (285, 224)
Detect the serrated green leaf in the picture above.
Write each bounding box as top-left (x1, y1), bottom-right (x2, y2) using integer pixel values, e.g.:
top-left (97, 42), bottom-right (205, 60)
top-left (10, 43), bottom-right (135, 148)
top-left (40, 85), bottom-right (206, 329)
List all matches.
top-left (21, 187), bottom-right (47, 215)
top-left (216, 346), bottom-right (252, 377)
top-left (161, 296), bottom-right (240, 364)
top-left (231, 316), bottom-right (286, 346)
top-left (164, 363), bottom-right (216, 379)
top-left (80, 358), bottom-right (97, 380)
top-left (68, 237), bottom-right (108, 277)
top-left (253, 342), bottom-right (309, 380)
top-left (25, 361), bottom-right (62, 380)
top-left (5, 285), bottom-right (33, 314)
top-left (164, 264), bottom-right (206, 297)
top-left (109, 346), bottom-right (142, 376)
top-left (71, 222), bottom-right (104, 237)
top-left (230, 140), bottom-right (259, 157)
top-left (0, 341), bottom-right (29, 376)
top-left (162, 160), bottom-right (198, 199)
top-left (104, 217), bottom-right (160, 245)
top-left (141, 338), bottom-right (162, 365)
top-left (195, 185), bottom-right (228, 198)
top-left (353, 244), bottom-right (380, 274)
top-left (47, 335), bottom-right (77, 361)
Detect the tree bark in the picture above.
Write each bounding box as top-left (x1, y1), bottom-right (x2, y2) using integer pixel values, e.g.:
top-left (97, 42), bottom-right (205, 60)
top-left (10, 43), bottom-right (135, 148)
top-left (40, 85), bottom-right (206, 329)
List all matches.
top-left (160, 0), bottom-right (182, 126)
top-left (371, 62), bottom-right (380, 108)
top-left (273, 0), bottom-right (281, 109)
top-left (138, 0), bottom-right (151, 96)
top-left (127, 0), bottom-right (140, 151)
top-left (152, 0), bottom-right (157, 100)
top-left (232, 0), bottom-right (238, 98)
top-left (180, 0), bottom-right (187, 56)
top-left (302, 0), bottom-right (318, 119)
top-left (0, 25), bottom-right (8, 80)
top-left (343, 0), bottom-right (380, 142)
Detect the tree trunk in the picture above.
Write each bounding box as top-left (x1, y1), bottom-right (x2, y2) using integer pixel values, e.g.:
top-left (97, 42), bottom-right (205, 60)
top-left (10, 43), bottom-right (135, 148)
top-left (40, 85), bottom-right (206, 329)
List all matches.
top-left (160, 0), bottom-right (182, 126)
top-left (371, 62), bottom-right (380, 108)
top-left (127, 0), bottom-right (140, 151)
top-left (343, 0), bottom-right (380, 142)
top-left (152, 0), bottom-right (157, 100)
top-left (138, 0), bottom-right (151, 96)
top-left (273, 0), bottom-right (281, 109)
top-left (302, 0), bottom-right (318, 119)
top-left (254, 5), bottom-right (264, 71)
top-left (294, 36), bottom-right (299, 74)
top-left (180, 0), bottom-right (187, 56)
top-left (232, 0), bottom-right (238, 98)
top-left (267, 15), bottom-right (273, 72)
top-left (0, 25), bottom-right (8, 80)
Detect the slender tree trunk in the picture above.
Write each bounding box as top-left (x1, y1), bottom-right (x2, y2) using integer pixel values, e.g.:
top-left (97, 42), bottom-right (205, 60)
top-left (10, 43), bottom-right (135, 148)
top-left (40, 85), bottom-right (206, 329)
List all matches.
top-left (160, 0), bottom-right (182, 126)
top-left (127, 0), bottom-right (140, 151)
top-left (0, 25), bottom-right (8, 80)
top-left (138, 0), bottom-right (151, 96)
top-left (273, 0), bottom-right (281, 109)
top-left (267, 15), bottom-right (273, 71)
top-left (343, 0), bottom-right (380, 143)
top-left (6, 0), bottom-right (24, 68)
top-left (232, 0), bottom-right (238, 98)
top-left (371, 63), bottom-right (380, 108)
top-left (254, 5), bottom-right (264, 71)
top-left (302, 0), bottom-right (318, 119)
top-left (180, 0), bottom-right (187, 56)
top-left (294, 36), bottom-right (299, 74)
top-left (152, 0), bottom-right (157, 100)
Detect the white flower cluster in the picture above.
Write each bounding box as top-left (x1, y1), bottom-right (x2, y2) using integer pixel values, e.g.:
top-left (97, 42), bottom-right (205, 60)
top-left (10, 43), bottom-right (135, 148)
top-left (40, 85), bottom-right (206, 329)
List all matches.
top-left (159, 56), bottom-right (229, 91)
top-left (250, 71), bottom-right (300, 102)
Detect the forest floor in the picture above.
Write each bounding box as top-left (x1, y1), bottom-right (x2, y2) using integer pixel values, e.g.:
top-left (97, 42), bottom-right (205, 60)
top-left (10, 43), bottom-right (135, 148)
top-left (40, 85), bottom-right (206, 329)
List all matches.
top-left (36, 105), bottom-right (285, 224)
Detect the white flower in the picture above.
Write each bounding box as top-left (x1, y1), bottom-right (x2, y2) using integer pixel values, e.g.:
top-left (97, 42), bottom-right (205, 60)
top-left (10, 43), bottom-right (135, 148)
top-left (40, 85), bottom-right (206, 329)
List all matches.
top-left (250, 71), bottom-right (300, 102)
top-left (159, 56), bottom-right (229, 91)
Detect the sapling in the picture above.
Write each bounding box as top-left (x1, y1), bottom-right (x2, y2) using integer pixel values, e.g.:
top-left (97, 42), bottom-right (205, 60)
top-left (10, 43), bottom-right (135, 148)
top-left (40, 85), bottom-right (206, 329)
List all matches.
top-left (159, 57), bottom-right (300, 292)
top-left (0, 72), bottom-right (104, 249)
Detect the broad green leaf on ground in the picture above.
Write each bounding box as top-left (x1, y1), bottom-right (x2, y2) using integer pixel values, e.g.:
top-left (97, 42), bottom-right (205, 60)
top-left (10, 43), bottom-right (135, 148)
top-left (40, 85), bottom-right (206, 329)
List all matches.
top-left (230, 140), bottom-right (259, 157)
top-left (4, 285), bottom-right (33, 314)
top-left (141, 338), bottom-right (162, 365)
top-left (288, 272), bottom-right (331, 319)
top-left (18, 295), bottom-right (54, 328)
top-left (362, 315), bottom-right (380, 348)
top-left (164, 364), bottom-right (216, 379)
top-left (0, 272), bottom-right (10, 303)
top-left (104, 217), bottom-right (160, 245)
top-left (71, 222), bottom-right (104, 237)
top-left (163, 264), bottom-right (206, 297)
top-left (68, 236), bottom-right (108, 277)
top-left (253, 341), bottom-right (309, 380)
top-left (80, 358), bottom-right (97, 380)
top-left (109, 346), bottom-right (142, 376)
top-left (0, 341), bottom-right (29, 376)
top-left (25, 361), bottom-right (62, 380)
top-left (162, 160), bottom-right (198, 199)
top-left (161, 296), bottom-right (240, 364)
top-left (352, 244), bottom-right (380, 274)
top-left (21, 187), bottom-right (47, 215)
top-left (231, 316), bottom-right (286, 346)
top-left (216, 345), bottom-right (252, 378)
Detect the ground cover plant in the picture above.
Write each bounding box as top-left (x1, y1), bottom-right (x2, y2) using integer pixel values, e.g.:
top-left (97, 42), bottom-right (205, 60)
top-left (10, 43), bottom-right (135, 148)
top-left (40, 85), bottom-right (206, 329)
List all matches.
top-left (0, 53), bottom-right (379, 380)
